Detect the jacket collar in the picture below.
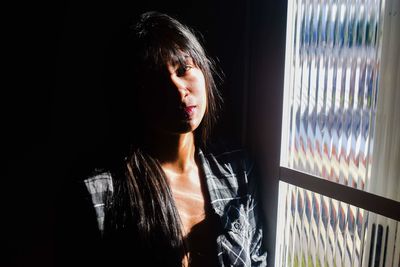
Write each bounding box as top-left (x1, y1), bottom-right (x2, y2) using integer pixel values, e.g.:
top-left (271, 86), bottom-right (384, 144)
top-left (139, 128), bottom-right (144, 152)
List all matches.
top-left (196, 147), bottom-right (225, 217)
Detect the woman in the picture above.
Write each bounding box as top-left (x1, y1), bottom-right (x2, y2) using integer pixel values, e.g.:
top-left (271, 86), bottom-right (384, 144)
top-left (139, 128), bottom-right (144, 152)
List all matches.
top-left (83, 11), bottom-right (267, 267)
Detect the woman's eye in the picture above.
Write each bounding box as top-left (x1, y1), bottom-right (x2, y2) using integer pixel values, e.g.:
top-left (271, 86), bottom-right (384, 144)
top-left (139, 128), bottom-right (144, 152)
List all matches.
top-left (176, 65), bottom-right (192, 76)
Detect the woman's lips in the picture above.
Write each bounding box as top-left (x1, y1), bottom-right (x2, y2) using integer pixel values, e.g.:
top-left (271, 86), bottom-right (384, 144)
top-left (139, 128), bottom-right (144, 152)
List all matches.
top-left (183, 105), bottom-right (196, 118)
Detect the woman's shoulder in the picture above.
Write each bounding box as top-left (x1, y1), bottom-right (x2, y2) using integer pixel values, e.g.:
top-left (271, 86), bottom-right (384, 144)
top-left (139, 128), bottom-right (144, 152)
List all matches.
top-left (201, 140), bottom-right (255, 176)
top-left (81, 169), bottom-right (114, 232)
top-left (83, 168), bottom-right (114, 196)
top-left (199, 140), bottom-right (257, 197)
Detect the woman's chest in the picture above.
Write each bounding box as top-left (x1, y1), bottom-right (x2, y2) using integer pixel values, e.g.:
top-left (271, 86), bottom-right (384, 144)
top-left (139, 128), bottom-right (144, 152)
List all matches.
top-left (168, 173), bottom-right (208, 234)
top-left (163, 163), bottom-right (212, 234)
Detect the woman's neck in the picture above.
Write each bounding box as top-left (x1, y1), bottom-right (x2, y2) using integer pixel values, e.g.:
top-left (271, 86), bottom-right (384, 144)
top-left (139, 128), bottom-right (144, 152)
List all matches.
top-left (142, 131), bottom-right (197, 174)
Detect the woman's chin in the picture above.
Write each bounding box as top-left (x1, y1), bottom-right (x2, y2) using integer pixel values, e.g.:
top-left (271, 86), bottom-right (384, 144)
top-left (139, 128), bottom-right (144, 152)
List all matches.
top-left (166, 121), bottom-right (200, 135)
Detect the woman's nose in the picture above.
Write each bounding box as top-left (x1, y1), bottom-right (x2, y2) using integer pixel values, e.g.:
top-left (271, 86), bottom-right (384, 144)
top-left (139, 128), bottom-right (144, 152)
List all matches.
top-left (170, 75), bottom-right (189, 99)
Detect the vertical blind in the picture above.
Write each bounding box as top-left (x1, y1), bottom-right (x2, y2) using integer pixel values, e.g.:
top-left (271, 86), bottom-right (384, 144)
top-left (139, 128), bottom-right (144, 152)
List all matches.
top-left (277, 0), bottom-right (399, 266)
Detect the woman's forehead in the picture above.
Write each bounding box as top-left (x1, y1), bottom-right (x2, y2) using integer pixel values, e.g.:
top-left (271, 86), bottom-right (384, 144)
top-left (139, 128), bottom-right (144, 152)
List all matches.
top-left (167, 51), bottom-right (193, 65)
top-left (142, 48), bottom-right (197, 72)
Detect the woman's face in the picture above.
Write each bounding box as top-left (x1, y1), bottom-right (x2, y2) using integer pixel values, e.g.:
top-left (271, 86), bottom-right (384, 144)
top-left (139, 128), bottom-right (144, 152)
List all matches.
top-left (139, 55), bottom-right (207, 135)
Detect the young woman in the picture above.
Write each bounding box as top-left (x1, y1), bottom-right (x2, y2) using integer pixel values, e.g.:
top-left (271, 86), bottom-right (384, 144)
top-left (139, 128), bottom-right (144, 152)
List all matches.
top-left (82, 11), bottom-right (267, 267)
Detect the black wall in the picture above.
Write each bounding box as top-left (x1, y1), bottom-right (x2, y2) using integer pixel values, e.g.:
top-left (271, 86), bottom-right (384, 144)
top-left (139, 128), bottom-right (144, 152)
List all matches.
top-left (53, 0), bottom-right (250, 172)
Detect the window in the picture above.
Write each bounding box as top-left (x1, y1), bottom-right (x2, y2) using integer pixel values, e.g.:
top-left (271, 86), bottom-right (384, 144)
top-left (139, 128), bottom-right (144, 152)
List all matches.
top-left (274, 0), bottom-right (400, 266)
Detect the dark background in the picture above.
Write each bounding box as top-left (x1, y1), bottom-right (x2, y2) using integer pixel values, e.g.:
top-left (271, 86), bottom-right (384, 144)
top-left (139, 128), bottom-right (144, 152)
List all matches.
top-left (5, 0), bottom-right (287, 266)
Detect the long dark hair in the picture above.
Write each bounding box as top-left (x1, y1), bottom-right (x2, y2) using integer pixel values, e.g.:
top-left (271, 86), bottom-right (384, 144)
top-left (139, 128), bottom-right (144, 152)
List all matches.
top-left (103, 11), bottom-right (222, 266)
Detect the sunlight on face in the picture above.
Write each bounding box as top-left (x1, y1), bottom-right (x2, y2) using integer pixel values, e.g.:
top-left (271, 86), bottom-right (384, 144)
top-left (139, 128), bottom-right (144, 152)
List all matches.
top-left (141, 55), bottom-right (207, 136)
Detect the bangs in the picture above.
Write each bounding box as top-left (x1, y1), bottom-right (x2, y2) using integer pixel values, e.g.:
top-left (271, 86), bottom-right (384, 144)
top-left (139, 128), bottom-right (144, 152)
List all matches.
top-left (133, 30), bottom-right (205, 72)
top-left (142, 40), bottom-right (203, 73)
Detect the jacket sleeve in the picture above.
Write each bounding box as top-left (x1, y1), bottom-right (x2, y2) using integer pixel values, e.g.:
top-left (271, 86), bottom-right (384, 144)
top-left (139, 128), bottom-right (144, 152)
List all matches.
top-left (55, 178), bottom-right (103, 267)
top-left (246, 157), bottom-right (268, 266)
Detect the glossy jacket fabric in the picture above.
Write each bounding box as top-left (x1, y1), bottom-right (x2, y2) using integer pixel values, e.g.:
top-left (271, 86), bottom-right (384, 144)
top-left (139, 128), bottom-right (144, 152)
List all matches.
top-left (83, 147), bottom-right (267, 266)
